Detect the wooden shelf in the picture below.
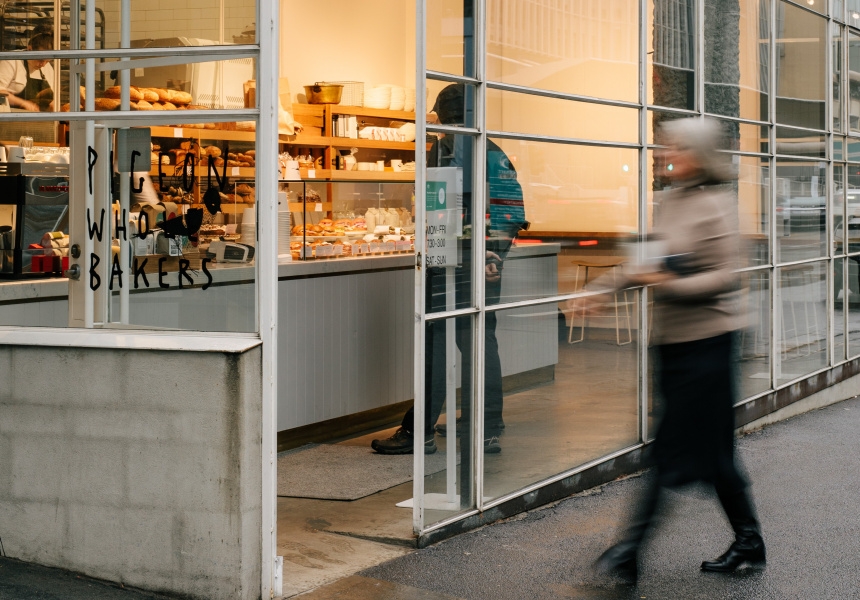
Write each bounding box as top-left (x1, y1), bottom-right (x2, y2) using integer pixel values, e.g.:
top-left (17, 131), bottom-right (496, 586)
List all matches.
top-left (149, 166), bottom-right (256, 179)
top-left (149, 126), bottom-right (256, 142)
top-left (330, 105), bottom-right (416, 121)
top-left (281, 171), bottom-right (415, 182)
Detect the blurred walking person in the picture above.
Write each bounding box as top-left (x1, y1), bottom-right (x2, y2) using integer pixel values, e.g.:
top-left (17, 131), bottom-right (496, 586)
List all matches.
top-left (593, 118), bottom-right (765, 583)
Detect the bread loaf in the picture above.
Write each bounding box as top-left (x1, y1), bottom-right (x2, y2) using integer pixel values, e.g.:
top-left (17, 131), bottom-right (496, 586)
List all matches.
top-left (172, 91), bottom-right (192, 105)
top-left (103, 86), bottom-right (143, 101)
top-left (156, 88), bottom-right (172, 103)
top-left (141, 88), bottom-right (159, 102)
top-left (162, 102), bottom-right (177, 110)
top-left (95, 98), bottom-right (121, 111)
top-left (136, 100), bottom-right (153, 110)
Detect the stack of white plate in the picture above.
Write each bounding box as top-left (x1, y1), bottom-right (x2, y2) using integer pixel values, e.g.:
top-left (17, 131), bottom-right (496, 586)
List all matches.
top-left (404, 88), bottom-right (416, 112)
top-left (277, 210), bottom-right (291, 257)
top-left (389, 86), bottom-right (406, 111)
top-left (241, 207), bottom-right (256, 245)
top-left (364, 85), bottom-right (392, 109)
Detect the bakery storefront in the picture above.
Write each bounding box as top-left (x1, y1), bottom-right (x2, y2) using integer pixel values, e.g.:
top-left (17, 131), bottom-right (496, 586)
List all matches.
top-left (3, 0), bottom-right (860, 598)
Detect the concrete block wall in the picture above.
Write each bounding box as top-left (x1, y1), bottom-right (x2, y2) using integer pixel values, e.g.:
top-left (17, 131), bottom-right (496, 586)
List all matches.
top-left (0, 344), bottom-right (263, 600)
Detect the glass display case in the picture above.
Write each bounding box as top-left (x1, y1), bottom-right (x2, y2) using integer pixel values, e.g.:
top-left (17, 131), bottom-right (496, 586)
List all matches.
top-left (279, 180), bottom-right (415, 260)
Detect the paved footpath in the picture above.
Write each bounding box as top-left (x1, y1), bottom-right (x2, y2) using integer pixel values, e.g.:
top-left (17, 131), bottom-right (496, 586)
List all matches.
top-left (4, 395), bottom-right (860, 600)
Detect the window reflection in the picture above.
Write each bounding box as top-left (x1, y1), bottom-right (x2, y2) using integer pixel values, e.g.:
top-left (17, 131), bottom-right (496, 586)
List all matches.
top-left (775, 159), bottom-right (827, 262)
top-left (649, 0), bottom-right (695, 110)
top-left (487, 0), bottom-right (638, 101)
top-left (777, 262), bottom-right (827, 384)
top-left (738, 271), bottom-right (772, 398)
top-left (775, 1), bottom-right (826, 130)
top-left (834, 257), bottom-right (846, 363)
top-left (705, 0), bottom-right (770, 121)
top-left (497, 140), bottom-right (639, 304)
top-left (427, 0), bottom-right (475, 77)
top-left (482, 300), bottom-right (640, 502)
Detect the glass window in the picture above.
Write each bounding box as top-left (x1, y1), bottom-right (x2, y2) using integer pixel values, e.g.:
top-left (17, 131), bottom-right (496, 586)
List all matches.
top-left (100, 1), bottom-right (258, 49)
top-left (715, 118), bottom-right (770, 154)
top-left (482, 300), bottom-right (640, 503)
top-left (705, 0), bottom-right (770, 122)
top-left (427, 0), bottom-right (475, 77)
top-left (775, 1), bottom-right (827, 130)
top-left (486, 89), bottom-right (638, 144)
top-left (834, 257), bottom-right (846, 362)
top-left (849, 0), bottom-right (860, 28)
top-left (833, 24), bottom-right (844, 133)
top-left (776, 127), bottom-right (826, 158)
top-left (834, 163), bottom-right (847, 255)
top-left (835, 0), bottom-right (846, 21)
top-left (489, 139), bottom-right (639, 305)
top-left (734, 155), bottom-right (771, 268)
top-left (847, 254), bottom-right (860, 357)
top-left (428, 81), bottom-right (477, 128)
top-left (849, 32), bottom-right (860, 133)
top-left (738, 270), bottom-right (772, 398)
top-left (775, 159), bottom-right (827, 263)
top-left (776, 261), bottom-right (828, 385)
top-left (422, 314), bottom-right (475, 525)
top-left (425, 133), bottom-right (476, 314)
top-left (648, 0), bottom-right (696, 110)
top-left (486, 0), bottom-right (638, 102)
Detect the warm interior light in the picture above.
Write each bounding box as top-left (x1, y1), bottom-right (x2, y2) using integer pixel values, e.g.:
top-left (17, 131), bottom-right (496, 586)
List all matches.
top-left (853, 12), bottom-right (860, 19)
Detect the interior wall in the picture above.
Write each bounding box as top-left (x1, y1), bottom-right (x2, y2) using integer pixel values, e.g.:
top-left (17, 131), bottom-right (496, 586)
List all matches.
top-left (279, 0), bottom-right (416, 101)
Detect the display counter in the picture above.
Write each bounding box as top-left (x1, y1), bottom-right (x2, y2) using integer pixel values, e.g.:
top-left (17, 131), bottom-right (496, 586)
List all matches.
top-left (0, 243), bottom-right (560, 430)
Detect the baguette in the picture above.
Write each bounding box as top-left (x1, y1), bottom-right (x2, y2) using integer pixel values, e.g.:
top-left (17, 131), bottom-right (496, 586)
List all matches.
top-left (141, 88), bottom-right (159, 103)
top-left (95, 97), bottom-right (121, 111)
top-left (172, 91), bottom-right (192, 105)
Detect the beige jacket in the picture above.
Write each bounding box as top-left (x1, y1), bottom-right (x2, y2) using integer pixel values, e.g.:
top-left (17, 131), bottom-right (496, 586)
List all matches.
top-left (588, 181), bottom-right (740, 345)
top-left (647, 182), bottom-right (740, 345)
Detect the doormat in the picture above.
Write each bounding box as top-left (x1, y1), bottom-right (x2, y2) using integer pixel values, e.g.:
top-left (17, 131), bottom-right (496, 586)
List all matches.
top-left (277, 444), bottom-right (451, 501)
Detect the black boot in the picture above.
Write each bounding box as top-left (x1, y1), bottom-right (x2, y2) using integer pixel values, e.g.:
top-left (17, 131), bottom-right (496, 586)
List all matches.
top-left (595, 540), bottom-right (638, 584)
top-left (702, 488), bottom-right (766, 572)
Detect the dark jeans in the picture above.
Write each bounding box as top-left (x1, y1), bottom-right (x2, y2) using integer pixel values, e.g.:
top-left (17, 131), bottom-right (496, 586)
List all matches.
top-left (401, 267), bottom-right (505, 438)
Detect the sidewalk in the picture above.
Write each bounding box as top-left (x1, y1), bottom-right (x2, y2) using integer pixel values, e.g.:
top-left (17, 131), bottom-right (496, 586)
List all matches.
top-left (4, 394), bottom-right (859, 600)
top-left (305, 394), bottom-right (860, 599)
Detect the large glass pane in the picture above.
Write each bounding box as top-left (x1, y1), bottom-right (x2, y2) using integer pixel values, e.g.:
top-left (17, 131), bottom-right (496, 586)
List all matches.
top-left (427, 0), bottom-right (475, 77)
top-left (776, 126), bottom-right (826, 158)
top-left (833, 164), bottom-right (846, 255)
top-left (735, 155), bottom-right (771, 268)
top-left (849, 32), bottom-right (860, 133)
top-left (648, 0), bottom-right (695, 110)
top-left (775, 1), bottom-right (826, 130)
top-left (775, 159), bottom-right (827, 262)
top-left (739, 270), bottom-right (772, 398)
top-left (486, 89), bottom-right (638, 144)
top-left (849, 0), bottom-right (860, 28)
top-left (486, 0), bottom-right (638, 102)
top-left (705, 0), bottom-right (770, 122)
top-left (426, 133), bottom-right (475, 314)
top-left (102, 1), bottom-right (258, 49)
top-left (834, 257), bottom-right (846, 362)
top-left (482, 299), bottom-right (640, 502)
top-left (833, 23), bottom-right (844, 133)
top-left (427, 81), bottom-right (476, 128)
top-left (716, 118), bottom-right (769, 154)
top-left (777, 261), bottom-right (828, 385)
top-left (422, 314), bottom-right (475, 525)
top-left (492, 140), bottom-right (639, 305)
top-left (848, 254), bottom-right (860, 357)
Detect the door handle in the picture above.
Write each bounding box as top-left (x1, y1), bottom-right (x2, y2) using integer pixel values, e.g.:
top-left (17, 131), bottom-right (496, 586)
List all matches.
top-left (64, 264), bottom-right (81, 280)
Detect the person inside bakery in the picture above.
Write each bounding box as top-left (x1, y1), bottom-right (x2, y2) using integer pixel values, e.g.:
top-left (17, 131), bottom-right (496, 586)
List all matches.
top-left (372, 83), bottom-right (527, 456)
top-left (0, 31), bottom-right (55, 112)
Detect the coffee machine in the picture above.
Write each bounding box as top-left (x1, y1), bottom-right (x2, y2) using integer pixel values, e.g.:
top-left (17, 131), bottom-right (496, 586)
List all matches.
top-left (0, 162), bottom-right (69, 278)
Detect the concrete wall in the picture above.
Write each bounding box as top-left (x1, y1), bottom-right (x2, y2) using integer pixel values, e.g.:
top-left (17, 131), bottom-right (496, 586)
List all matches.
top-left (0, 344), bottom-right (263, 600)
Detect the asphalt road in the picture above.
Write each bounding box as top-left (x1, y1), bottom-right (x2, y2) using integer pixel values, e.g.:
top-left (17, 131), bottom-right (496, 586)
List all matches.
top-left (362, 394), bottom-right (860, 600)
top-left (4, 395), bottom-right (860, 600)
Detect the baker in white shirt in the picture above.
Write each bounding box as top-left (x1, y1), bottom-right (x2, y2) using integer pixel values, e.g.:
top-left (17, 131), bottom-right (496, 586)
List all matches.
top-left (0, 33), bottom-right (54, 112)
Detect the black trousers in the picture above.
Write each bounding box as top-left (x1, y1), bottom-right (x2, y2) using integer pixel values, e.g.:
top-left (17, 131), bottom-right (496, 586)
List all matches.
top-left (623, 332), bottom-right (759, 546)
top-left (401, 267), bottom-right (504, 437)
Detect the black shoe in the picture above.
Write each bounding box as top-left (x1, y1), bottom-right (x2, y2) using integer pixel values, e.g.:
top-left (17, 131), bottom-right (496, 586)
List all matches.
top-left (595, 541), bottom-right (638, 584)
top-left (484, 436), bottom-right (501, 454)
top-left (701, 537), bottom-right (766, 572)
top-left (436, 419), bottom-right (505, 437)
top-left (371, 427), bottom-right (437, 455)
